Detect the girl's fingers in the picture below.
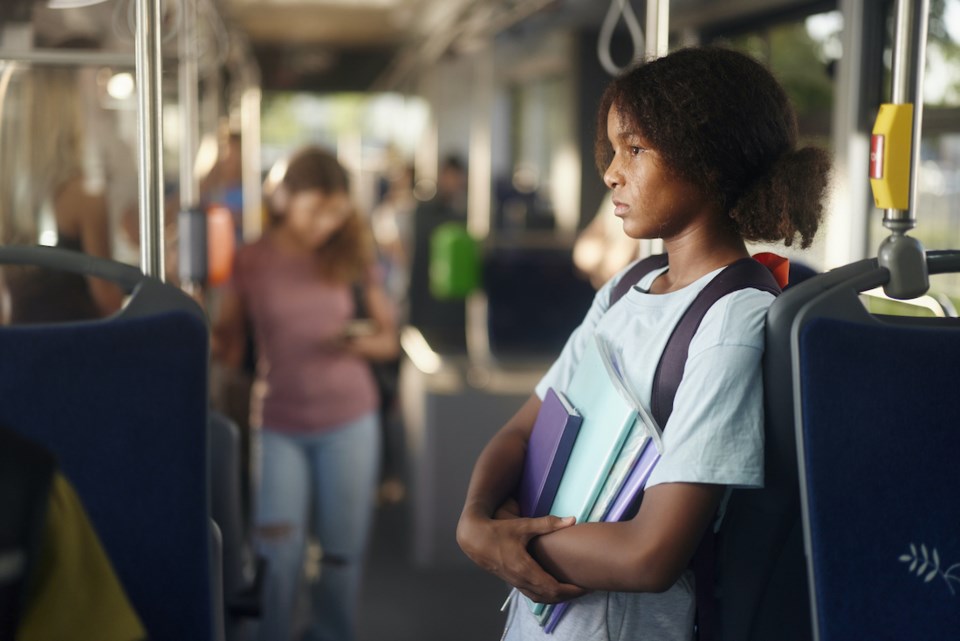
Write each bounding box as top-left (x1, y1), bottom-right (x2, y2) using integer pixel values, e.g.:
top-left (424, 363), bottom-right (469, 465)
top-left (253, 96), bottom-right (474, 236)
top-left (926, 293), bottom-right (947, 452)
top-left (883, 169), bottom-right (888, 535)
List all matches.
top-left (523, 514), bottom-right (576, 537)
top-left (516, 576), bottom-right (589, 605)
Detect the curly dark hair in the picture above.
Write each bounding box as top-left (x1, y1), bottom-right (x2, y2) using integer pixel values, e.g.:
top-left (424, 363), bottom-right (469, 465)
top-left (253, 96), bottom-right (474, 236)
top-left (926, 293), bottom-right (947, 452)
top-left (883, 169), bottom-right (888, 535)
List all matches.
top-left (278, 147), bottom-right (374, 283)
top-left (595, 46), bottom-right (830, 248)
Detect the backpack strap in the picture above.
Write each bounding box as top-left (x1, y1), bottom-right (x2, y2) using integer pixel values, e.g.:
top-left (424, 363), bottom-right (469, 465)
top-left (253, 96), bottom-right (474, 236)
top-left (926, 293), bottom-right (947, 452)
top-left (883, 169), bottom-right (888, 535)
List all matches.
top-left (608, 254), bottom-right (781, 426)
top-left (651, 257), bottom-right (781, 428)
top-left (609, 253), bottom-right (670, 308)
top-left (640, 257), bottom-right (780, 641)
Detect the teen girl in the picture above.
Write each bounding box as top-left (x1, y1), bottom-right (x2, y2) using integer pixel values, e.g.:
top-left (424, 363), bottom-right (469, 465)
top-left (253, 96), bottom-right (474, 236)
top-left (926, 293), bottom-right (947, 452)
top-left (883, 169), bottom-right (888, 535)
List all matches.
top-left (215, 147), bottom-right (399, 641)
top-left (457, 47), bottom-right (830, 641)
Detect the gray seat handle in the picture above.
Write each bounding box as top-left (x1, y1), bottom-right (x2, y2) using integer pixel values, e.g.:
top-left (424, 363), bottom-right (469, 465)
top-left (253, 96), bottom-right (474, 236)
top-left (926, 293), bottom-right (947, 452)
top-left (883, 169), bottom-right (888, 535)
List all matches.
top-left (0, 245), bottom-right (144, 294)
top-left (0, 245), bottom-right (206, 323)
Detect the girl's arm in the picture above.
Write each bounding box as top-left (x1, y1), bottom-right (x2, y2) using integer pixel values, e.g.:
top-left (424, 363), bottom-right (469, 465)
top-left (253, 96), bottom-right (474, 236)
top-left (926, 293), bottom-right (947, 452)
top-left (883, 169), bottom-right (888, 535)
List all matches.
top-left (211, 287), bottom-right (247, 369)
top-left (457, 395), bottom-right (588, 604)
top-left (58, 177), bottom-right (124, 316)
top-left (530, 481), bottom-right (725, 594)
top-left (343, 280), bottom-right (399, 362)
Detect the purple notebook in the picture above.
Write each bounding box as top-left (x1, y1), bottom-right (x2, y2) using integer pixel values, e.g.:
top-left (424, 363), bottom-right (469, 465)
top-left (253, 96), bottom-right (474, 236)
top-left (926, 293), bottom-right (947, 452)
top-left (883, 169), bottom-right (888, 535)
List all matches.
top-left (518, 388), bottom-right (583, 518)
top-left (542, 440), bottom-right (661, 633)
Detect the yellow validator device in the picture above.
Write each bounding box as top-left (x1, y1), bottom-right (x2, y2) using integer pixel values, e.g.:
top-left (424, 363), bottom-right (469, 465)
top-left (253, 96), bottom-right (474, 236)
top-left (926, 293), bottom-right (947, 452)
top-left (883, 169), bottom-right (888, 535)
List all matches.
top-left (869, 103), bottom-right (913, 210)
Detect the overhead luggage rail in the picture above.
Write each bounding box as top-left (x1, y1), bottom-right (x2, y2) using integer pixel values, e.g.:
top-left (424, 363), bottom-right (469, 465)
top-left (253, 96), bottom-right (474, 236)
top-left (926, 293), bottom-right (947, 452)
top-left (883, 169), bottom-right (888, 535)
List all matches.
top-left (0, 48), bottom-right (135, 67)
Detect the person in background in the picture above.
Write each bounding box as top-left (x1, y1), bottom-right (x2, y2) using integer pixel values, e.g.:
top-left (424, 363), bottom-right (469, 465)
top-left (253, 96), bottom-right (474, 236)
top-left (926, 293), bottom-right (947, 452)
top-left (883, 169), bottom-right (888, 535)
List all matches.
top-left (0, 425), bottom-right (145, 641)
top-left (0, 60), bottom-right (123, 322)
top-left (573, 192), bottom-right (642, 290)
top-left (213, 147), bottom-right (399, 641)
top-left (370, 162), bottom-right (416, 321)
top-left (200, 131), bottom-right (245, 244)
top-left (407, 155), bottom-right (468, 351)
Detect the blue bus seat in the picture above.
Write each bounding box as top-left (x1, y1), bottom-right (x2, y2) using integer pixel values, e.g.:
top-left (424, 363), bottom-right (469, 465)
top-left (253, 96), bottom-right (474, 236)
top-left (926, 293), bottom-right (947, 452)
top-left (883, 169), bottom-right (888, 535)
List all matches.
top-left (789, 250), bottom-right (960, 640)
top-left (209, 411), bottom-right (264, 639)
top-left (0, 246), bottom-right (214, 641)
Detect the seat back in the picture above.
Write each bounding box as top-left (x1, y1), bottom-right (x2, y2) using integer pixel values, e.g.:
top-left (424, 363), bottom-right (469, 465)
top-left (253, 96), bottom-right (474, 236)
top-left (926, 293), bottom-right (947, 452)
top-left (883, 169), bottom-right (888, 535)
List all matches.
top-left (790, 250), bottom-right (960, 640)
top-left (0, 246), bottom-right (213, 641)
top-left (715, 260), bottom-right (819, 641)
top-left (209, 411), bottom-right (260, 639)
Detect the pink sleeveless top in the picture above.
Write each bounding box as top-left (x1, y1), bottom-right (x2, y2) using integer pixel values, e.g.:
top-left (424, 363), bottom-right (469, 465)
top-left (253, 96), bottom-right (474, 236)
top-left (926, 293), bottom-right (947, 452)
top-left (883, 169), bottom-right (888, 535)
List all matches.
top-left (231, 237), bottom-right (379, 433)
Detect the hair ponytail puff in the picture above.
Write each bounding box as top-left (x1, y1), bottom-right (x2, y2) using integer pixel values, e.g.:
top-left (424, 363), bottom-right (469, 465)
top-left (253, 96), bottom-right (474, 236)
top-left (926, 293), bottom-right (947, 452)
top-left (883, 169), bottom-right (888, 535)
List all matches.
top-left (728, 146), bottom-right (832, 248)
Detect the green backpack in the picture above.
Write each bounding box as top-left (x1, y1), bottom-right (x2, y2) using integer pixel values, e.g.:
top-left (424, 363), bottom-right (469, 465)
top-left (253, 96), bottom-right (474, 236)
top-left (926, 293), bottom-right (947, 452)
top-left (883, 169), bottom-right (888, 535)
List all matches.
top-left (429, 222), bottom-right (481, 300)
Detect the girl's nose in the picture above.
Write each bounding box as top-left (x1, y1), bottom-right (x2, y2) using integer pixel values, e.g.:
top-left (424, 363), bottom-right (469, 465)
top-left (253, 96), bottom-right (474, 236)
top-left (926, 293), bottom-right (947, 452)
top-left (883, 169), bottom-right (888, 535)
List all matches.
top-left (604, 159), bottom-right (621, 190)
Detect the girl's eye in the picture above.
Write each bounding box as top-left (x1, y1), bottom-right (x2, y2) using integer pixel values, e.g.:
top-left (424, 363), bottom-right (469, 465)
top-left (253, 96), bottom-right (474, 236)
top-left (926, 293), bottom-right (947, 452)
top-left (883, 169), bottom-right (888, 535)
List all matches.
top-left (630, 146), bottom-right (644, 156)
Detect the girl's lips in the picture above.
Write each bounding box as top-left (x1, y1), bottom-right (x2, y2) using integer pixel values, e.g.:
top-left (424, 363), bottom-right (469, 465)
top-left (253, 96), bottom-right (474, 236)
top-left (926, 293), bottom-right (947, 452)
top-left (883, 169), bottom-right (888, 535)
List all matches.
top-left (612, 200), bottom-right (629, 216)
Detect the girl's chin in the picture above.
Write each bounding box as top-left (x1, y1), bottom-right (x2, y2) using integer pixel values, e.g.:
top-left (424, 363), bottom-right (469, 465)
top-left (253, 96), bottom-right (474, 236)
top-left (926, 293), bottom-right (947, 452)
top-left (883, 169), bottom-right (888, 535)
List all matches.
top-left (620, 221), bottom-right (653, 241)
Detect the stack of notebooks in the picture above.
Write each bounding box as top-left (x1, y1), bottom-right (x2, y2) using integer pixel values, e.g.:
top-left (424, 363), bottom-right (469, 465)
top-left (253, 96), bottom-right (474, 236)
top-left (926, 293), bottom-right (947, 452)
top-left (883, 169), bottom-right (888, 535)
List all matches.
top-left (514, 334), bottom-right (663, 633)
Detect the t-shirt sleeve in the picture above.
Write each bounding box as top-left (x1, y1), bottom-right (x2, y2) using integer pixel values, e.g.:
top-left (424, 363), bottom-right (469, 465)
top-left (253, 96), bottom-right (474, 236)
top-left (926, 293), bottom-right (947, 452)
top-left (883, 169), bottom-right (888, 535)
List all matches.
top-left (17, 473), bottom-right (146, 641)
top-left (645, 289), bottom-right (772, 489)
top-left (534, 267), bottom-right (626, 400)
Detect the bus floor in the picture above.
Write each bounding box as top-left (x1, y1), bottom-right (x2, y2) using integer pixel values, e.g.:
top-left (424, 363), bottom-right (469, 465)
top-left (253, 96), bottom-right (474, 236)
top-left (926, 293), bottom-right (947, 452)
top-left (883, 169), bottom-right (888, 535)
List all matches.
top-left (356, 495), bottom-right (509, 641)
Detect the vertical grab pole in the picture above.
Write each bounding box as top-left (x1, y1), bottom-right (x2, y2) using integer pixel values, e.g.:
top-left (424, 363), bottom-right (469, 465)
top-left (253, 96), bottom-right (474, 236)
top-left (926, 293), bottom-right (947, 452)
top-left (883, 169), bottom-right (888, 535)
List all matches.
top-left (645, 0), bottom-right (669, 59)
top-left (875, 0), bottom-right (930, 299)
top-left (178, 0), bottom-right (205, 290)
top-left (240, 66), bottom-right (263, 242)
top-left (645, 0), bottom-right (669, 257)
top-left (885, 0), bottom-right (929, 230)
top-left (178, 0), bottom-right (199, 211)
top-left (135, 0), bottom-right (165, 280)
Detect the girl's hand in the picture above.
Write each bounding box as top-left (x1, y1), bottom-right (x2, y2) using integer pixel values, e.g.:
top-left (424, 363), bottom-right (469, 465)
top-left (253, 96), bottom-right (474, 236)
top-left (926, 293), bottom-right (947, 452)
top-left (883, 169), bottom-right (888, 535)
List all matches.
top-left (456, 505), bottom-right (588, 604)
top-left (494, 497), bottom-right (521, 520)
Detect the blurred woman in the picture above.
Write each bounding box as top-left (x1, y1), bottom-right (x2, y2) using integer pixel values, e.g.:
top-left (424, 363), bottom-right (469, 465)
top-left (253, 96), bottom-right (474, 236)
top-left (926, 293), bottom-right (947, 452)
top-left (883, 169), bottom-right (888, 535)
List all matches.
top-left (0, 62), bottom-right (123, 322)
top-left (214, 147), bottom-right (399, 641)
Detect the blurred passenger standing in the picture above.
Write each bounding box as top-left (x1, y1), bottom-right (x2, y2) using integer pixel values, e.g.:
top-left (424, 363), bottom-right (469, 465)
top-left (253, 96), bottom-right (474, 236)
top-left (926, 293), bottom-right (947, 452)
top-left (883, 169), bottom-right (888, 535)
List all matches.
top-left (407, 155), bottom-right (468, 350)
top-left (0, 61), bottom-right (123, 322)
top-left (214, 147), bottom-right (399, 641)
top-left (370, 163), bottom-right (416, 319)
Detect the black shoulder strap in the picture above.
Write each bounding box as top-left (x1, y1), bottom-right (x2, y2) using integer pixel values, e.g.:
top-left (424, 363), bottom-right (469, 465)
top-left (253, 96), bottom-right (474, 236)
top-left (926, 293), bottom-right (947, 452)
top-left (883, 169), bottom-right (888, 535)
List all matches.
top-left (607, 254), bottom-right (781, 428)
top-left (0, 427), bottom-right (56, 638)
top-left (604, 255), bottom-right (781, 641)
top-left (609, 253), bottom-right (670, 308)
top-left (652, 257), bottom-right (781, 428)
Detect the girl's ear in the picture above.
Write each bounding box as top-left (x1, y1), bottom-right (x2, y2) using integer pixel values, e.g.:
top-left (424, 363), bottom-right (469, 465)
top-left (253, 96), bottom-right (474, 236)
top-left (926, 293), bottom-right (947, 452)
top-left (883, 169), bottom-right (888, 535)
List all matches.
top-left (270, 184), bottom-right (290, 216)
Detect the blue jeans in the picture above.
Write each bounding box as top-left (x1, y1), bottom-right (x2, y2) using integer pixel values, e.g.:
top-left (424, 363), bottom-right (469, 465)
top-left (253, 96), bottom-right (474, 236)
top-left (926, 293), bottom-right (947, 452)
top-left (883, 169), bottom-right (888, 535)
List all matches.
top-left (254, 413), bottom-right (380, 641)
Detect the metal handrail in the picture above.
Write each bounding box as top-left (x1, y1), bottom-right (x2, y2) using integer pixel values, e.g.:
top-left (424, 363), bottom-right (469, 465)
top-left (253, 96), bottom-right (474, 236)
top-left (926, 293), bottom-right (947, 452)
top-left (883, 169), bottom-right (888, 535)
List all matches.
top-left (135, 0), bottom-right (166, 280)
top-left (877, 0), bottom-right (931, 300)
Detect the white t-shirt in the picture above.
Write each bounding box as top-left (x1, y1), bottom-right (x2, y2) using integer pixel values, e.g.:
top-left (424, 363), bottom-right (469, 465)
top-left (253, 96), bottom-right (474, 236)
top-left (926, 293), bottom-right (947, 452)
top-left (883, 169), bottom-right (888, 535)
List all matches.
top-left (506, 260), bottom-right (774, 641)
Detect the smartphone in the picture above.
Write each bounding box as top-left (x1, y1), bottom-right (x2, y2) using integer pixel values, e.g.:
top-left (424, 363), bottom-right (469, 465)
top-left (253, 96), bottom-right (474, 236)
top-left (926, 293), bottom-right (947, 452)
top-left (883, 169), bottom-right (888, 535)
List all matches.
top-left (343, 319), bottom-right (378, 338)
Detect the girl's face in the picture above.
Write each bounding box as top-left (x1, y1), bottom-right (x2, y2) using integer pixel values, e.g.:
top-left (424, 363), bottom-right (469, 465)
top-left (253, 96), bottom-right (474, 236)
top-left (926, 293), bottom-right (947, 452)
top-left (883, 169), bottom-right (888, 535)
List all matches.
top-left (284, 188), bottom-right (352, 249)
top-left (602, 106), bottom-right (713, 240)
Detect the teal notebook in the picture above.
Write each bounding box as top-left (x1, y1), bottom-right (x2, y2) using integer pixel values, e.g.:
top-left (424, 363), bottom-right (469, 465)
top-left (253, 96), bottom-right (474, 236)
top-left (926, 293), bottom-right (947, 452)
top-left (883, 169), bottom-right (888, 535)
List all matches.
top-left (525, 334), bottom-right (638, 616)
top-left (534, 338), bottom-right (663, 624)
